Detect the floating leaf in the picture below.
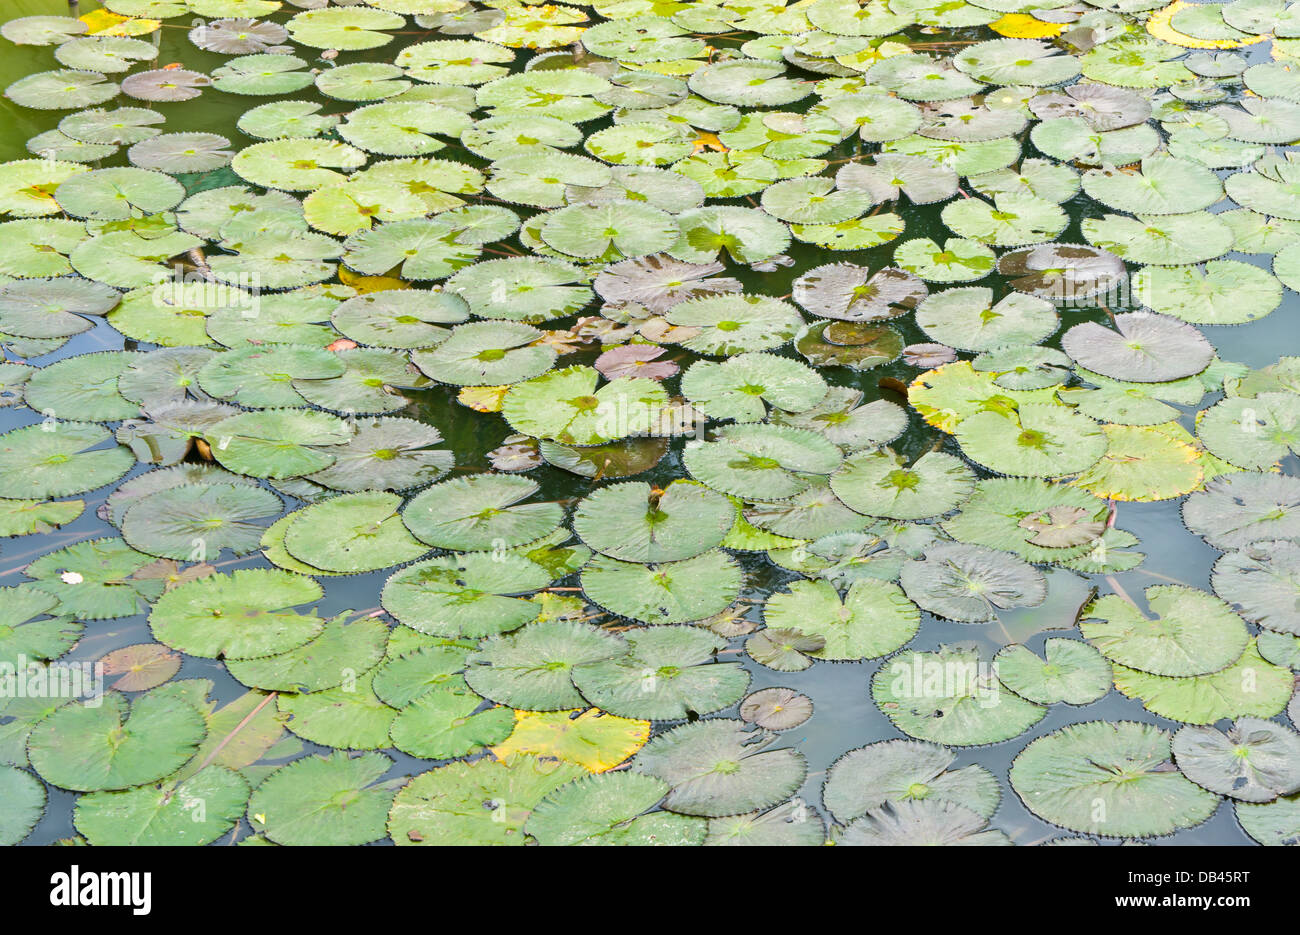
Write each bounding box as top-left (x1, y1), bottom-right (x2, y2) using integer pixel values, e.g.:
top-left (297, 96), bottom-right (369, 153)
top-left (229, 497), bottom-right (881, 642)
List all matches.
top-left (250, 752), bottom-right (398, 846)
top-left (900, 542), bottom-right (1047, 623)
top-left (740, 688), bottom-right (814, 731)
top-left (823, 739), bottom-right (1000, 824)
top-left (227, 614), bottom-right (388, 694)
top-left (1212, 539), bottom-right (1300, 636)
top-left (630, 719), bottom-right (807, 818)
top-left (1081, 584), bottom-right (1248, 677)
top-left (917, 287), bottom-right (1057, 351)
top-left (28, 686), bottom-right (207, 792)
top-left (75, 766), bottom-right (249, 846)
top-left (1172, 719), bottom-right (1300, 803)
top-left (388, 754), bottom-right (584, 846)
top-left (954, 403), bottom-right (1107, 478)
top-left (403, 473), bottom-right (563, 551)
top-left (581, 549), bottom-right (743, 626)
top-left (994, 639), bottom-right (1111, 705)
top-left (0, 767), bottom-right (46, 845)
top-left (793, 262), bottom-right (927, 322)
top-left (838, 798), bottom-right (1010, 845)
top-left (873, 646), bottom-right (1046, 744)
top-left (1183, 472), bottom-right (1300, 550)
top-left (681, 352), bottom-right (827, 423)
top-left (1010, 721), bottom-right (1220, 837)
top-left (491, 708), bottom-right (649, 772)
top-left (1111, 639), bottom-right (1293, 724)
top-left (764, 578), bottom-right (919, 661)
top-left (465, 620), bottom-right (626, 711)
top-left (149, 568), bottom-right (324, 660)
top-left (831, 449), bottom-right (974, 520)
top-left (381, 552), bottom-right (549, 638)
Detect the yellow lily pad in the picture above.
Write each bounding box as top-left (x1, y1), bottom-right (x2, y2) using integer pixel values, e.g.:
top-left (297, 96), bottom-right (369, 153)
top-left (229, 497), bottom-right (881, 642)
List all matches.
top-left (1070, 422), bottom-right (1204, 502)
top-left (1147, 1), bottom-right (1266, 49)
top-left (990, 13), bottom-right (1065, 39)
top-left (80, 10), bottom-right (161, 37)
top-left (338, 266), bottom-right (410, 295)
top-left (458, 384), bottom-right (509, 412)
top-left (492, 708), bottom-right (650, 773)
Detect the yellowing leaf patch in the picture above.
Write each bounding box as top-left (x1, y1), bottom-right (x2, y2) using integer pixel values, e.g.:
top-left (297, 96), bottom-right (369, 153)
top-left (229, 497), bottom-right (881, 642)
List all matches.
top-left (80, 9), bottom-right (161, 36)
top-left (1147, 1), bottom-right (1266, 49)
top-left (990, 14), bottom-right (1064, 39)
top-left (492, 708), bottom-right (650, 772)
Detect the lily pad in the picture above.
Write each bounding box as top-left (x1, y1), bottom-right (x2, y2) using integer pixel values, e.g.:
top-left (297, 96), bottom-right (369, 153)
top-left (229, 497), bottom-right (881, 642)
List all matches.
top-left (1010, 721), bottom-right (1220, 837)
top-left (873, 646), bottom-right (1047, 744)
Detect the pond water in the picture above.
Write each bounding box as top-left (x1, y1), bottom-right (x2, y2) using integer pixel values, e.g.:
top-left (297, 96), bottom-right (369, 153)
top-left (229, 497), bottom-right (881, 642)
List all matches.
top-left (2, 0), bottom-right (1298, 847)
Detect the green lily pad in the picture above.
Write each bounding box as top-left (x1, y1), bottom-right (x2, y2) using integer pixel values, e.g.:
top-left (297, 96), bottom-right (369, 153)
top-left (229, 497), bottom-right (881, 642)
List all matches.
top-left (681, 352), bottom-right (827, 423)
top-left (823, 738), bottom-right (1001, 824)
top-left (388, 754), bottom-right (585, 846)
top-left (831, 448), bottom-right (975, 520)
top-left (581, 549), bottom-right (744, 625)
top-left (1133, 260), bottom-right (1282, 325)
top-left (74, 766), bottom-right (249, 846)
top-left (464, 620), bottom-right (626, 711)
top-left (28, 685), bottom-right (207, 792)
top-left (1172, 719), bottom-right (1300, 803)
top-left (1112, 639), bottom-right (1293, 725)
top-left (994, 639), bottom-right (1111, 705)
top-left (226, 614), bottom-right (389, 694)
top-left (249, 752), bottom-right (399, 846)
top-left (524, 770), bottom-right (705, 845)
top-left (0, 767), bottom-right (45, 845)
top-left (900, 542), bottom-right (1047, 623)
top-left (284, 491), bottom-right (429, 573)
top-left (1081, 584), bottom-right (1249, 678)
top-left (402, 474), bottom-right (564, 550)
top-left (873, 646), bottom-right (1046, 744)
top-left (502, 365), bottom-right (668, 445)
top-left (764, 578), bottom-right (919, 661)
top-left (630, 718), bottom-right (807, 818)
top-left (1010, 721), bottom-right (1220, 837)
top-left (573, 480), bottom-right (735, 563)
top-left (1082, 156), bottom-right (1224, 215)
top-left (149, 568), bottom-right (324, 660)
top-left (571, 626), bottom-right (749, 720)
top-left (1212, 539), bottom-right (1300, 636)
top-left (381, 552), bottom-right (550, 638)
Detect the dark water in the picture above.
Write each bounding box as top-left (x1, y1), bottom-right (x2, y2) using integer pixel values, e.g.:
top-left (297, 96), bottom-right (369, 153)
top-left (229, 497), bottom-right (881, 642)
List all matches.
top-left (2, 0), bottom-right (1288, 845)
